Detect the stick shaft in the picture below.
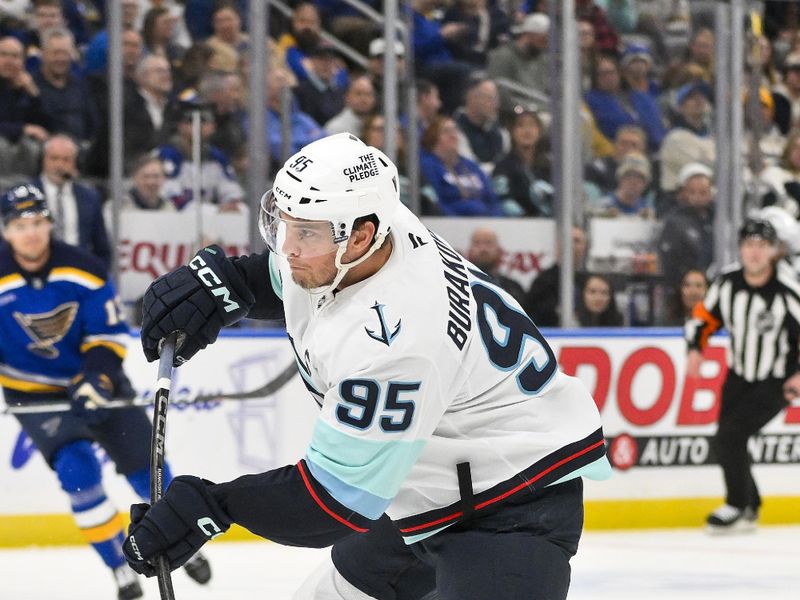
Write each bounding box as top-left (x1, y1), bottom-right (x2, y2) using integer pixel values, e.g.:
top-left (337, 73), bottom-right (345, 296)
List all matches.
top-left (151, 334), bottom-right (177, 600)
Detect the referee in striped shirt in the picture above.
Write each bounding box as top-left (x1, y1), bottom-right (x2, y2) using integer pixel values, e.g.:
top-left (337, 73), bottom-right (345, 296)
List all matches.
top-left (685, 218), bottom-right (800, 533)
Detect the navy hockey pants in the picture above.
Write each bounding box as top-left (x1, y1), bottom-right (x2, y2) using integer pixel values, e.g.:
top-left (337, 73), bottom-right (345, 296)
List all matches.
top-left (332, 478), bottom-right (583, 600)
top-left (715, 374), bottom-right (788, 510)
top-left (15, 404), bottom-right (153, 473)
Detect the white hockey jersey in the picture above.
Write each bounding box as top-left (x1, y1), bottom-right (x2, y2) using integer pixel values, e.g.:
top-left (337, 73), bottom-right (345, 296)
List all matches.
top-left (270, 205), bottom-right (611, 542)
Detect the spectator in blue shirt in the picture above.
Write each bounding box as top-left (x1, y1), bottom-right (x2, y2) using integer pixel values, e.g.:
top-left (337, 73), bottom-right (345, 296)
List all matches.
top-left (256, 68), bottom-right (325, 168)
top-left (83, 0), bottom-right (139, 75)
top-left (277, 2), bottom-right (348, 89)
top-left (420, 115), bottom-right (504, 216)
top-left (411, 0), bottom-right (476, 113)
top-left (594, 152), bottom-right (654, 218)
top-left (585, 52), bottom-right (665, 152)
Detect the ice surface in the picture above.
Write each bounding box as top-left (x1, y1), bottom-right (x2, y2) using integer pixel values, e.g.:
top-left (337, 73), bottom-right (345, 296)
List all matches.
top-left (3, 526), bottom-right (799, 599)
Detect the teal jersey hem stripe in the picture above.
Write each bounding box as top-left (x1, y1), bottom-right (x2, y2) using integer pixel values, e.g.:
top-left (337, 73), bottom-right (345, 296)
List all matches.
top-left (548, 455), bottom-right (613, 487)
top-left (305, 458), bottom-right (392, 520)
top-left (402, 523), bottom-right (455, 545)
top-left (308, 419), bottom-right (426, 499)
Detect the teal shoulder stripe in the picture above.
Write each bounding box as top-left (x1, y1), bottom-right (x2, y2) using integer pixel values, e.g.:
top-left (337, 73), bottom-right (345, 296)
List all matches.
top-left (305, 459), bottom-right (391, 519)
top-left (268, 253), bottom-right (283, 300)
top-left (308, 419), bottom-right (426, 499)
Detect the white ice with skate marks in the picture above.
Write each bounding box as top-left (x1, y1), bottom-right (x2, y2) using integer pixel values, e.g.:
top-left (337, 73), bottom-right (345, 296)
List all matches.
top-left (3, 526), bottom-right (799, 599)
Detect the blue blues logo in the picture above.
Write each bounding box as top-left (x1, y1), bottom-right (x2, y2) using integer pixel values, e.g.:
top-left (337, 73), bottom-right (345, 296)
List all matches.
top-left (365, 302), bottom-right (401, 347)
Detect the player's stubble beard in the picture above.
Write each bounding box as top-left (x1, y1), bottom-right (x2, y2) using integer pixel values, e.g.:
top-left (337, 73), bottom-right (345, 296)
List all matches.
top-left (290, 254), bottom-right (338, 290)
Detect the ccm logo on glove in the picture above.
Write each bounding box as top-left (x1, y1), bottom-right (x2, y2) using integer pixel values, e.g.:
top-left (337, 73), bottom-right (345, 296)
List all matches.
top-left (189, 253), bottom-right (240, 313)
top-left (197, 517), bottom-right (224, 539)
top-left (128, 535), bottom-right (143, 561)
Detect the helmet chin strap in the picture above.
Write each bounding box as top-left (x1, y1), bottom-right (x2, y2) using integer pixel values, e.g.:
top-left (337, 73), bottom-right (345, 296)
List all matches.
top-left (308, 232), bottom-right (388, 297)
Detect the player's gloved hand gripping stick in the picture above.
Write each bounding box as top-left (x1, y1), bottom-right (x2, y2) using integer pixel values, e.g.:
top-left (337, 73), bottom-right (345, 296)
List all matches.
top-left (141, 245), bottom-right (254, 366)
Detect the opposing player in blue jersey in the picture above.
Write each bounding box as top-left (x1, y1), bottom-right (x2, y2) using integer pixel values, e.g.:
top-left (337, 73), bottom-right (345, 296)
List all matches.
top-left (0, 184), bottom-right (210, 600)
top-left (125, 134), bottom-right (611, 599)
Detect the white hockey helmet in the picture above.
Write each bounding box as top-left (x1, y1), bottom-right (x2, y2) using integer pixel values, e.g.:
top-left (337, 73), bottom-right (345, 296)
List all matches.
top-left (756, 205), bottom-right (800, 254)
top-left (259, 133), bottom-right (400, 291)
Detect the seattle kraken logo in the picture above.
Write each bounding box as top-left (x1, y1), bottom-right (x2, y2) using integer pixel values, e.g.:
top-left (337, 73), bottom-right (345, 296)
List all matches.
top-left (365, 301), bottom-right (401, 347)
top-left (14, 302), bottom-right (78, 358)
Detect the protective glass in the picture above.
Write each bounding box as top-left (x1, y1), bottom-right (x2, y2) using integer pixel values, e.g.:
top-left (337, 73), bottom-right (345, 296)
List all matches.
top-left (259, 190), bottom-right (340, 258)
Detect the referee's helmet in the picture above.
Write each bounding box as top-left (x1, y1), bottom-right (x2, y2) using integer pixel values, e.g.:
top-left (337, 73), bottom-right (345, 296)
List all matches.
top-left (738, 218), bottom-right (778, 245)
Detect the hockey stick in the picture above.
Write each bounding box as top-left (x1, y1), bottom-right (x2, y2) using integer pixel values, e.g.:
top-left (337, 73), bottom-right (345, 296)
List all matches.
top-left (2, 361), bottom-right (298, 415)
top-left (152, 332), bottom-right (177, 600)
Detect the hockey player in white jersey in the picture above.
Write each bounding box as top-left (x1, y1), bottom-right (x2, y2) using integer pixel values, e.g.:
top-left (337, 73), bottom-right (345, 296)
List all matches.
top-left (123, 133), bottom-right (611, 599)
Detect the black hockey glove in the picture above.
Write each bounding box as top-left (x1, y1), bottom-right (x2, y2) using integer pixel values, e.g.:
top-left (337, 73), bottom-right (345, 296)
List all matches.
top-left (123, 476), bottom-right (231, 576)
top-left (141, 245), bottom-right (254, 366)
top-left (68, 372), bottom-right (114, 424)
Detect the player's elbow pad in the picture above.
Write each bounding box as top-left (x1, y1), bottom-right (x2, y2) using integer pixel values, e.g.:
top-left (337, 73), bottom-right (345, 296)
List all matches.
top-left (208, 460), bottom-right (374, 548)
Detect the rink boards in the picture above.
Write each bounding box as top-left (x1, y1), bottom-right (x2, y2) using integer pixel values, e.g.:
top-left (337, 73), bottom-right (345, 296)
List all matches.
top-left (2, 329), bottom-right (799, 547)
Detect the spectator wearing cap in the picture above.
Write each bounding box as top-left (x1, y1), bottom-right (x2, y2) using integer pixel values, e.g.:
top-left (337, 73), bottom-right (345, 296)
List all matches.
top-left (419, 115), bottom-right (504, 216)
top-left (585, 124), bottom-right (648, 199)
top-left (595, 152), bottom-right (654, 218)
top-left (620, 44), bottom-right (659, 98)
top-left (659, 80), bottom-right (715, 198)
top-left (487, 12), bottom-right (551, 119)
top-left (441, 0), bottom-right (510, 68)
top-left (492, 108), bottom-right (553, 217)
top-left (585, 53), bottom-right (665, 153)
top-left (455, 77), bottom-right (509, 172)
top-left (294, 42), bottom-right (347, 126)
top-left (759, 129), bottom-right (800, 217)
top-left (324, 75), bottom-right (376, 136)
top-left (658, 162), bottom-right (715, 293)
top-left (156, 103), bottom-right (244, 212)
top-left (366, 38), bottom-right (407, 113)
top-left (772, 53), bottom-right (800, 135)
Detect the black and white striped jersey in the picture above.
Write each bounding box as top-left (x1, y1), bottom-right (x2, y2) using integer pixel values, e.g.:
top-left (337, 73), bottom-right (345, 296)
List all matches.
top-left (685, 260), bottom-right (800, 382)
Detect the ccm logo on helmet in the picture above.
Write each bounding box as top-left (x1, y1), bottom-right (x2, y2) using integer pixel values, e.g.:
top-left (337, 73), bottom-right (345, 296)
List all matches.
top-left (188, 255), bottom-right (241, 313)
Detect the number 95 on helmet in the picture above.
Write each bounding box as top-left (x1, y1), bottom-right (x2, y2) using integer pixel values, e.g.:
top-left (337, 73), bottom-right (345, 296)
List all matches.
top-left (259, 133), bottom-right (400, 262)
